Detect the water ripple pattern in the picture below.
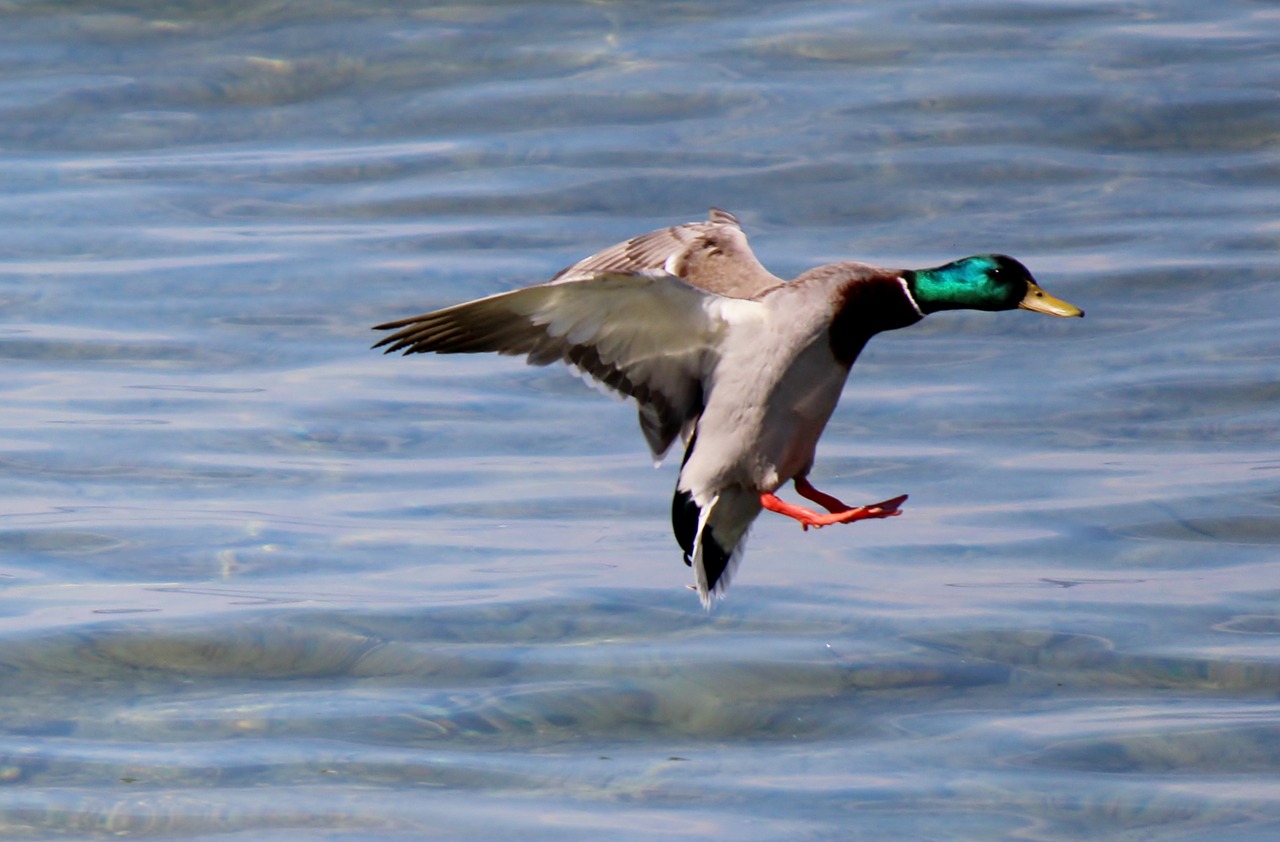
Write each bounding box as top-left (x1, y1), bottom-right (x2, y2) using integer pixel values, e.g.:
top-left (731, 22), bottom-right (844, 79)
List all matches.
top-left (1, 1), bottom-right (1278, 839)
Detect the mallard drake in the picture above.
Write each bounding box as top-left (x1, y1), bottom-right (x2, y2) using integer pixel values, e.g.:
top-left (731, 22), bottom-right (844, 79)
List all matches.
top-left (373, 209), bottom-right (1082, 606)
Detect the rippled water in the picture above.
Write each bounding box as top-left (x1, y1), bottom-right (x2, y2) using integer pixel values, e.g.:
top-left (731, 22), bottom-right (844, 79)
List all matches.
top-left (1, 1), bottom-right (1279, 838)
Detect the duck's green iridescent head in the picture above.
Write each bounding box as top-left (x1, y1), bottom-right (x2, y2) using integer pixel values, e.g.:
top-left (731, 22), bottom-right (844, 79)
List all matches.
top-left (904, 255), bottom-right (1083, 318)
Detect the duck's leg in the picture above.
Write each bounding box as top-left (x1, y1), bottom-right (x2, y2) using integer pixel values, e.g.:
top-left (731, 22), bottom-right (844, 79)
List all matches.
top-left (793, 477), bottom-right (855, 513)
top-left (760, 478), bottom-right (907, 532)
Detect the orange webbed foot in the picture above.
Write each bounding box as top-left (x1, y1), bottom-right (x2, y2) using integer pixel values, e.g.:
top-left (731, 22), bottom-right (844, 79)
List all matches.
top-left (760, 478), bottom-right (907, 532)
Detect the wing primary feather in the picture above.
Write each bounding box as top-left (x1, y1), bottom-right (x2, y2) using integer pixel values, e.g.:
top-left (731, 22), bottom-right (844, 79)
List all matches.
top-left (373, 269), bottom-right (755, 469)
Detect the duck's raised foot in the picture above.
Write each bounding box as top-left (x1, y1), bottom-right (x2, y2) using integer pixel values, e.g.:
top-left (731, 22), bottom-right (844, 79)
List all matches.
top-left (760, 478), bottom-right (908, 532)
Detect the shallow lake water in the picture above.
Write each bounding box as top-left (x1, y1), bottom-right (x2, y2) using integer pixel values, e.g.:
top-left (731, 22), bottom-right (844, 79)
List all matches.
top-left (2, 1), bottom-right (1279, 838)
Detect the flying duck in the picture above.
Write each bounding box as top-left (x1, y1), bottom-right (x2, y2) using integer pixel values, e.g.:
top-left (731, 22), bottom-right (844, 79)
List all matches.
top-left (373, 209), bottom-right (1083, 606)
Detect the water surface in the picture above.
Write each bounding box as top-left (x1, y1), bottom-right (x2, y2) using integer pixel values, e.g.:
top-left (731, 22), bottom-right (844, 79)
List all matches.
top-left (1, 1), bottom-right (1279, 839)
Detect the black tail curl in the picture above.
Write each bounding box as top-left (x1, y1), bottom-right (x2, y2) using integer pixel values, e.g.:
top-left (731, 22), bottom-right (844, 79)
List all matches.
top-left (670, 430), bottom-right (733, 593)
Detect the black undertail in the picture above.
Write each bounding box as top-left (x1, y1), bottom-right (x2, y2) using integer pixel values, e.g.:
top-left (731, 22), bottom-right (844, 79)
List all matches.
top-left (672, 430), bottom-right (700, 562)
top-left (670, 430), bottom-right (733, 592)
top-left (672, 486), bottom-right (699, 564)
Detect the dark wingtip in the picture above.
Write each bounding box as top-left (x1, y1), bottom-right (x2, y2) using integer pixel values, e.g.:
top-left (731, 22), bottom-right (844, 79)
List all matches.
top-left (370, 321), bottom-right (393, 350)
top-left (371, 318), bottom-right (426, 354)
top-left (370, 333), bottom-right (400, 353)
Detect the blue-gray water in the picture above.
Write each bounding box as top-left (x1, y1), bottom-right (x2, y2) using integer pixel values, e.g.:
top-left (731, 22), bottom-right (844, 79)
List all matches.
top-left (2, 1), bottom-right (1278, 838)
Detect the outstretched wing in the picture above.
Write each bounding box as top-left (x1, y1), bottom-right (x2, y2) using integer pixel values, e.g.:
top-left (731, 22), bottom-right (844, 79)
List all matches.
top-left (373, 270), bottom-right (762, 459)
top-left (550, 208), bottom-right (783, 298)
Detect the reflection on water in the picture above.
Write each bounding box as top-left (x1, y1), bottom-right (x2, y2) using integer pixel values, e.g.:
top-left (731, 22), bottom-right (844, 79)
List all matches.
top-left (2, 0), bottom-right (1280, 838)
